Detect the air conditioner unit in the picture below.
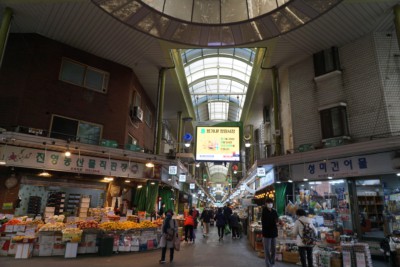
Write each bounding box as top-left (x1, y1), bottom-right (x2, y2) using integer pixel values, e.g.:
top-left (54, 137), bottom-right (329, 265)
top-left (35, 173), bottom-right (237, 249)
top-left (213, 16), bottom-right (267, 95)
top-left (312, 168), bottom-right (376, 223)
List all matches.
top-left (163, 142), bottom-right (174, 154)
top-left (130, 106), bottom-right (143, 122)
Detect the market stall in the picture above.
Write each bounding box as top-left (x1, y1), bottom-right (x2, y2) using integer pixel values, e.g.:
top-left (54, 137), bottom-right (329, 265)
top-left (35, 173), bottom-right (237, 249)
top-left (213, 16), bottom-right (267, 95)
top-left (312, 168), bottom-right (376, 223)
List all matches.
top-left (0, 215), bottom-right (163, 259)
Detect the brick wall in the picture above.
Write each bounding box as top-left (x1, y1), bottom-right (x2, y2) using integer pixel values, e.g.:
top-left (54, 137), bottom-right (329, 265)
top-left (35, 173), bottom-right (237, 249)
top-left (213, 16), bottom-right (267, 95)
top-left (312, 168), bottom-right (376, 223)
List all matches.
top-left (0, 33), bottom-right (155, 151)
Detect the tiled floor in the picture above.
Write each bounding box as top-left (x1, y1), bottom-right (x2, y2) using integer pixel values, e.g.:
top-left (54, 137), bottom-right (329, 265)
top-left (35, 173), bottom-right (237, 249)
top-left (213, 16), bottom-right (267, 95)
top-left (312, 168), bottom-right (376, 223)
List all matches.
top-left (0, 226), bottom-right (390, 267)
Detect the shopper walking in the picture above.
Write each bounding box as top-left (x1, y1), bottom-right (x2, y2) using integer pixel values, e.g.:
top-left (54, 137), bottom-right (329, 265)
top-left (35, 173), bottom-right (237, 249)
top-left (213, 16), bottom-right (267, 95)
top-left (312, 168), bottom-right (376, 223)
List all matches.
top-left (192, 206), bottom-right (199, 229)
top-left (223, 203), bottom-right (233, 231)
top-left (214, 208), bottom-right (226, 241)
top-left (200, 208), bottom-right (211, 237)
top-left (159, 209), bottom-right (178, 264)
top-left (230, 212), bottom-right (240, 239)
top-left (184, 209), bottom-right (195, 243)
top-left (292, 209), bottom-right (318, 267)
top-left (261, 198), bottom-right (279, 267)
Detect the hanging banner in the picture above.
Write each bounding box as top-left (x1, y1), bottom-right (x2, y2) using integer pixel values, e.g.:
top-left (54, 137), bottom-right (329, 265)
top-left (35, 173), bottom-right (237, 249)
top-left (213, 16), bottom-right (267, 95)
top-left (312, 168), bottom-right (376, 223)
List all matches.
top-left (0, 145), bottom-right (159, 178)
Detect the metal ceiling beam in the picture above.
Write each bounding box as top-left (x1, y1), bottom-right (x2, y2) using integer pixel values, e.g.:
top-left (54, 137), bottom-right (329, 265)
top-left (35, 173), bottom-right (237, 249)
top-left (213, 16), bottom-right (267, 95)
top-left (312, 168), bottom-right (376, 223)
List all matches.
top-left (170, 49), bottom-right (196, 120)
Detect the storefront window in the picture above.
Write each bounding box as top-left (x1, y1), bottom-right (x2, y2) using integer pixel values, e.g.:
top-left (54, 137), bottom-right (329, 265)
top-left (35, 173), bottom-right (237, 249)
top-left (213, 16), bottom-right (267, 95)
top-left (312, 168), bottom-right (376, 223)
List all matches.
top-left (382, 175), bottom-right (400, 235)
top-left (355, 179), bottom-right (384, 239)
top-left (294, 179), bottom-right (353, 234)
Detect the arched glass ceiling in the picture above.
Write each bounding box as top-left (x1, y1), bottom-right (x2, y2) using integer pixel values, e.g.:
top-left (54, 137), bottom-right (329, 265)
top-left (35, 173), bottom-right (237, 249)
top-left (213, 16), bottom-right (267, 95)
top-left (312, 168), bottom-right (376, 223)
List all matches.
top-left (182, 48), bottom-right (255, 122)
top-left (92, 0), bottom-right (342, 47)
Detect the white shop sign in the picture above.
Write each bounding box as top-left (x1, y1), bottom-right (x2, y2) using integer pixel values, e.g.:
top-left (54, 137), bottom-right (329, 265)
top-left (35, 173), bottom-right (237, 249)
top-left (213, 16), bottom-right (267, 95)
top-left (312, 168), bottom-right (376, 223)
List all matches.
top-left (291, 151), bottom-right (397, 180)
top-left (0, 145), bottom-right (150, 178)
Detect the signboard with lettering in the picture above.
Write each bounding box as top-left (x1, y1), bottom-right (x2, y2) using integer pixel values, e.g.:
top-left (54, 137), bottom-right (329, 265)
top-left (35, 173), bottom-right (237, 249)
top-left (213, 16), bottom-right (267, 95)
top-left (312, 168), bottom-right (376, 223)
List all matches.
top-left (179, 174), bottom-right (186, 182)
top-left (195, 126), bottom-right (240, 161)
top-left (257, 168), bottom-right (266, 177)
top-left (291, 152), bottom-right (397, 180)
top-left (190, 183), bottom-right (195, 189)
top-left (0, 145), bottom-right (159, 179)
top-left (169, 166), bottom-right (177, 175)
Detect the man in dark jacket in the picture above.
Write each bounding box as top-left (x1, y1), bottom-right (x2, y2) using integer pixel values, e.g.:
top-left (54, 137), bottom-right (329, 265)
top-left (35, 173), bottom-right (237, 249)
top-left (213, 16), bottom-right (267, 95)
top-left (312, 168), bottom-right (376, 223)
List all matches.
top-left (261, 198), bottom-right (279, 267)
top-left (200, 208), bottom-right (211, 237)
top-left (223, 204), bottom-right (233, 231)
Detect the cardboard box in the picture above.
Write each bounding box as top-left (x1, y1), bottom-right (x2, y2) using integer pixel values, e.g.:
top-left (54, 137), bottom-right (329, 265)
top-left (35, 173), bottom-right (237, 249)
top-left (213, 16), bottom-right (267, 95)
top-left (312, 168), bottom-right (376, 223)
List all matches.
top-left (282, 251), bottom-right (300, 264)
top-left (52, 243), bottom-right (65, 256)
top-left (77, 242), bottom-right (87, 254)
top-left (86, 246), bottom-right (98, 254)
top-left (33, 243), bottom-right (40, 257)
top-left (8, 242), bottom-right (17, 255)
top-left (54, 233), bottom-right (63, 244)
top-left (15, 243), bottom-right (33, 259)
top-left (39, 232), bottom-right (55, 244)
top-left (39, 243), bottom-right (53, 256)
top-left (0, 238), bottom-right (10, 256)
top-left (65, 243), bottom-right (78, 258)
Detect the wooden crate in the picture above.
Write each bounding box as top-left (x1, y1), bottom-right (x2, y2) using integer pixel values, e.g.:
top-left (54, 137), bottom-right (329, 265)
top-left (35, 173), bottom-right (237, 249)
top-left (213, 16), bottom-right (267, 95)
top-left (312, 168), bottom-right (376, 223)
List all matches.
top-left (282, 251), bottom-right (300, 263)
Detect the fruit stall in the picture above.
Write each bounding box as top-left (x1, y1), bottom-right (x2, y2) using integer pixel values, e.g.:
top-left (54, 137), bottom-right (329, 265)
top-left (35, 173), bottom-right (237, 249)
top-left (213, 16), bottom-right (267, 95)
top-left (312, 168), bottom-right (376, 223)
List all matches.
top-left (0, 215), bottom-right (163, 259)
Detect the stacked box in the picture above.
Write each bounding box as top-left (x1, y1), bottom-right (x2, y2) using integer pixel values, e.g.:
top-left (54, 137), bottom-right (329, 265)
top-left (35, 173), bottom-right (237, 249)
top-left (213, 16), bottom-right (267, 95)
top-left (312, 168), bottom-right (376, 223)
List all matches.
top-left (118, 234), bottom-right (132, 252)
top-left (79, 197), bottom-right (91, 218)
top-left (52, 232), bottom-right (65, 256)
top-left (0, 237), bottom-right (11, 256)
top-left (15, 243), bottom-right (33, 259)
top-left (65, 243), bottom-right (78, 258)
top-left (38, 232), bottom-right (54, 256)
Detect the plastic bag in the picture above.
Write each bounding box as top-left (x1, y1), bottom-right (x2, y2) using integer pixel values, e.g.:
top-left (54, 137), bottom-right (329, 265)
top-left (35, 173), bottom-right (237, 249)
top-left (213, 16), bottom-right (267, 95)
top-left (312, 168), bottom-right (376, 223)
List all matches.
top-left (224, 224), bottom-right (231, 235)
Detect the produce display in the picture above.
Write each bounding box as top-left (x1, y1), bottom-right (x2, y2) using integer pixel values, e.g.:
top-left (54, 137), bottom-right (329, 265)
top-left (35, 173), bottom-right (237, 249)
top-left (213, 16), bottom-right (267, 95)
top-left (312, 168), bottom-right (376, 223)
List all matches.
top-left (76, 220), bottom-right (99, 229)
top-left (99, 220), bottom-right (158, 231)
top-left (62, 228), bottom-right (83, 242)
top-left (12, 235), bottom-right (37, 243)
top-left (39, 222), bottom-right (65, 231)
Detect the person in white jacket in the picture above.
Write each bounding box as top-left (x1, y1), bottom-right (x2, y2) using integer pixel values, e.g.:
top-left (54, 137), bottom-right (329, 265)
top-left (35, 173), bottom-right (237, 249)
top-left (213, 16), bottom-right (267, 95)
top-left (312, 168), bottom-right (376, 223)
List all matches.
top-left (292, 209), bottom-right (318, 267)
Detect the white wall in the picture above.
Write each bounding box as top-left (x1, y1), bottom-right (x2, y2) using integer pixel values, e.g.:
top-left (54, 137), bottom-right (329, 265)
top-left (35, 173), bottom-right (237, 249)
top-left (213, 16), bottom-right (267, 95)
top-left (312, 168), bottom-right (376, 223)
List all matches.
top-left (374, 32), bottom-right (400, 133)
top-left (287, 32), bottom-right (397, 149)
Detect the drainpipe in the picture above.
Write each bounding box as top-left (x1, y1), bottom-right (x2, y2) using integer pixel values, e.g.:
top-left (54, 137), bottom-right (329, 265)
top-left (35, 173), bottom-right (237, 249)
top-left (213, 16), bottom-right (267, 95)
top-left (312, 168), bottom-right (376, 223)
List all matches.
top-left (155, 68), bottom-right (167, 154)
top-left (395, 5), bottom-right (400, 51)
top-left (0, 7), bottom-right (12, 68)
top-left (177, 111), bottom-right (183, 154)
top-left (271, 67), bottom-right (282, 156)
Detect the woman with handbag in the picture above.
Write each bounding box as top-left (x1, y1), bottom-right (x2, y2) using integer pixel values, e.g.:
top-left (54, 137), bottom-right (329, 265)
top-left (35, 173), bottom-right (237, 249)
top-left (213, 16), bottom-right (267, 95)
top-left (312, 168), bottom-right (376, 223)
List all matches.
top-left (159, 209), bottom-right (178, 264)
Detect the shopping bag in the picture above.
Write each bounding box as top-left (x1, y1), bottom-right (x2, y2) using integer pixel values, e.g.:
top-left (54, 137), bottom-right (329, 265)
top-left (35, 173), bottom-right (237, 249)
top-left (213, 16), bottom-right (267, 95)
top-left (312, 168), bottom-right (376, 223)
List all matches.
top-left (174, 235), bottom-right (181, 251)
top-left (224, 224), bottom-right (231, 235)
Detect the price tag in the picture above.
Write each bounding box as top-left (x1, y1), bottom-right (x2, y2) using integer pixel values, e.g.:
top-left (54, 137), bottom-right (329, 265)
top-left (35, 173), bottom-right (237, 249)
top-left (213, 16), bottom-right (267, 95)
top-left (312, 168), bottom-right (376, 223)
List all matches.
top-left (66, 217), bottom-right (76, 223)
top-left (5, 225), bottom-right (14, 232)
top-left (127, 210), bottom-right (133, 216)
top-left (120, 217), bottom-right (127, 222)
top-left (25, 228), bottom-right (36, 236)
top-left (14, 225), bottom-right (26, 232)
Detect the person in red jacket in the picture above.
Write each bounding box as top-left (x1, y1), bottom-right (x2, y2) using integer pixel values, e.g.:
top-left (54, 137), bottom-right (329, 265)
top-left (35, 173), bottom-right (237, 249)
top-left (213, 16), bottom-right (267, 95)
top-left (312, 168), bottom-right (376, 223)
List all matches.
top-left (184, 209), bottom-right (195, 243)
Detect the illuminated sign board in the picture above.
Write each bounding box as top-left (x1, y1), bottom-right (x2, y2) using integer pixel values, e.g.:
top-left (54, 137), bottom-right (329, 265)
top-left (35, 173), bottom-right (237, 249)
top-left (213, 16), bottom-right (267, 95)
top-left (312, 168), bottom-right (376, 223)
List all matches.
top-left (195, 126), bottom-right (240, 162)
